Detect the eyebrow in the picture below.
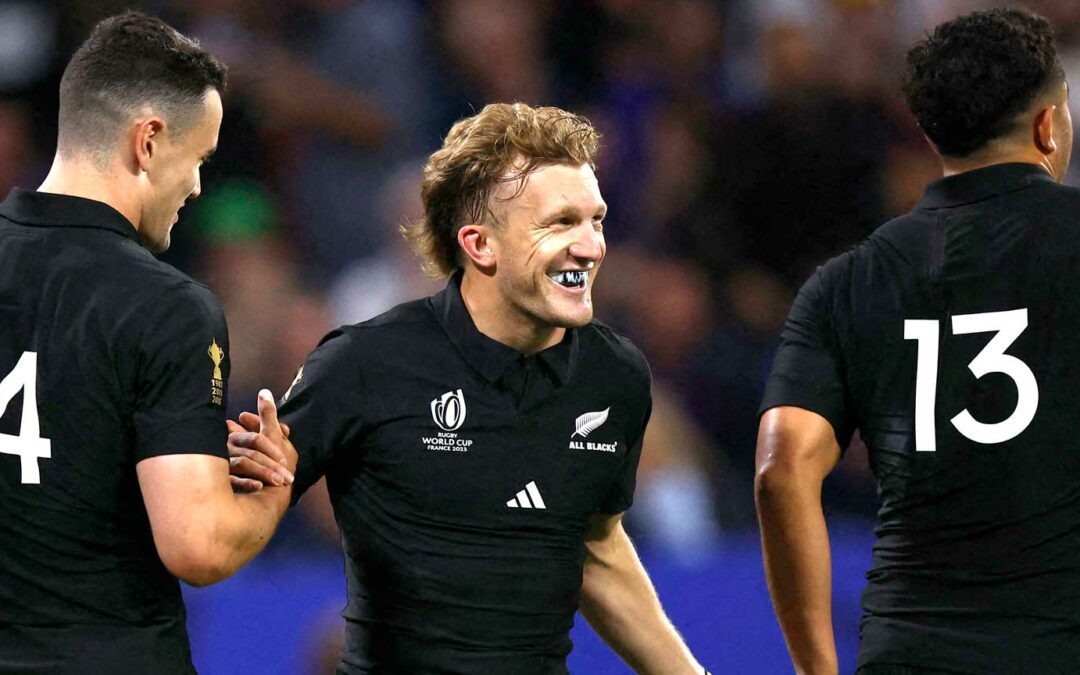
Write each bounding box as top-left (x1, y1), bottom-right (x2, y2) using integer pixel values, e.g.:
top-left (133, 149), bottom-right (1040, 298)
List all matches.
top-left (541, 203), bottom-right (607, 222)
top-left (201, 147), bottom-right (217, 161)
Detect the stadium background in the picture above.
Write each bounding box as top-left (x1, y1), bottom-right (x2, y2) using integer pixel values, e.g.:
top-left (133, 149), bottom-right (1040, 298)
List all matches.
top-left (4, 0), bottom-right (1079, 672)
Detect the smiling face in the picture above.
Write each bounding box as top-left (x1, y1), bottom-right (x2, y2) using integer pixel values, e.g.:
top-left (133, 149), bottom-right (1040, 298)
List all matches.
top-left (138, 88), bottom-right (221, 253)
top-left (486, 162), bottom-right (607, 336)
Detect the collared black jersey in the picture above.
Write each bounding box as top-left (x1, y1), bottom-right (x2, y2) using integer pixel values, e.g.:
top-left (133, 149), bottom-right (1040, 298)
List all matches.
top-left (280, 274), bottom-right (651, 675)
top-left (0, 189), bottom-right (230, 674)
top-left (761, 164), bottom-right (1080, 673)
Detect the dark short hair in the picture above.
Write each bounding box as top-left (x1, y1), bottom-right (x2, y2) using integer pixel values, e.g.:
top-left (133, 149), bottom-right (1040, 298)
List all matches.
top-left (903, 8), bottom-right (1063, 158)
top-left (405, 103), bottom-right (600, 278)
top-left (58, 11), bottom-right (227, 161)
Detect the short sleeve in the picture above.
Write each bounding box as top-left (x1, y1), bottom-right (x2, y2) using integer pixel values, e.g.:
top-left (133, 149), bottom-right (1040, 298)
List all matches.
top-left (759, 266), bottom-right (854, 448)
top-left (279, 328), bottom-right (366, 501)
top-left (599, 348), bottom-right (652, 514)
top-left (133, 283), bottom-right (229, 462)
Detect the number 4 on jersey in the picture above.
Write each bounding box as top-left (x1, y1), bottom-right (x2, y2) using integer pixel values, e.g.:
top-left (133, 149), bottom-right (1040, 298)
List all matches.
top-left (905, 309), bottom-right (1039, 452)
top-left (0, 352), bottom-right (52, 483)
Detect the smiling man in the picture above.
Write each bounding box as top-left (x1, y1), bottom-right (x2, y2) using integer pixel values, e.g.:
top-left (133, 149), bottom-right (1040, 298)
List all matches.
top-left (229, 103), bottom-right (704, 674)
top-left (0, 12), bottom-right (296, 675)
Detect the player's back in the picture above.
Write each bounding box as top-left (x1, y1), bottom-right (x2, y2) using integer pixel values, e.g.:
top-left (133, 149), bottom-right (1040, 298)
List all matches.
top-left (0, 190), bottom-right (205, 673)
top-left (813, 163), bottom-right (1080, 671)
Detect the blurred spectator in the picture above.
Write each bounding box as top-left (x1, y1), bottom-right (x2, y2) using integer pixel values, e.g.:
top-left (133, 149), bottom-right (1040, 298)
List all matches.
top-left (178, 0), bottom-right (432, 283)
top-left (0, 1), bottom-right (55, 91)
top-left (437, 0), bottom-right (554, 114)
top-left (0, 101), bottom-right (41, 195)
top-left (328, 160), bottom-right (443, 325)
top-left (718, 2), bottom-right (889, 286)
top-left (630, 382), bottom-right (722, 565)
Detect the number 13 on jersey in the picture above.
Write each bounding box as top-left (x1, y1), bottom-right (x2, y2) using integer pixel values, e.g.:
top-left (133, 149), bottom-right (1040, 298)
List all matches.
top-left (905, 309), bottom-right (1039, 452)
top-left (0, 352), bottom-right (52, 483)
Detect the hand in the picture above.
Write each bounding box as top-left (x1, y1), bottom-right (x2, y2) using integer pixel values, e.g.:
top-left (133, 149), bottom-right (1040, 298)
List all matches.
top-left (228, 389), bottom-right (298, 493)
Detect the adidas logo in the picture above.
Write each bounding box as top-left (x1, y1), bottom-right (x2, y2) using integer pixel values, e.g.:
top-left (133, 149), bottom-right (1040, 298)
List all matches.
top-left (506, 481), bottom-right (546, 510)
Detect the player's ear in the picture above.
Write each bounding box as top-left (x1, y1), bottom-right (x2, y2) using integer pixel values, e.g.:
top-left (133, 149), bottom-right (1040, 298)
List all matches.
top-left (133, 116), bottom-right (165, 173)
top-left (458, 223), bottom-right (497, 272)
top-left (1034, 104), bottom-right (1057, 155)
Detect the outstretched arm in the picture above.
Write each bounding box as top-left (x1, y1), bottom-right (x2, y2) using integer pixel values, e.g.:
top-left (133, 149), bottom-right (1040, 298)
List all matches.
top-left (755, 406), bottom-right (843, 675)
top-left (137, 390), bottom-right (297, 586)
top-left (579, 512), bottom-right (704, 675)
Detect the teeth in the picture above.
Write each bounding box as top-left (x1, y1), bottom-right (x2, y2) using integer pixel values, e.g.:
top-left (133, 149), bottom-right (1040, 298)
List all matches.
top-left (549, 270), bottom-right (588, 287)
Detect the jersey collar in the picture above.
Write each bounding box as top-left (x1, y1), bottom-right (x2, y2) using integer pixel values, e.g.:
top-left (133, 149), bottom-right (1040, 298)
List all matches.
top-left (917, 162), bottom-right (1055, 210)
top-left (0, 188), bottom-right (139, 241)
top-left (432, 271), bottom-right (579, 387)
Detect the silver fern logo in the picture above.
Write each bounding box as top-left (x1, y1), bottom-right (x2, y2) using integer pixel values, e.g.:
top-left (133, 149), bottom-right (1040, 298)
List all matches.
top-left (572, 408), bottom-right (610, 438)
top-left (431, 389), bottom-right (467, 432)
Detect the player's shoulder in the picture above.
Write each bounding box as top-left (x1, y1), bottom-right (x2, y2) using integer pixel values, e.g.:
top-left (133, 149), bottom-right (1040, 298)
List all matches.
top-left (1023, 179), bottom-right (1080, 229)
top-left (580, 319), bottom-right (652, 390)
top-left (310, 296), bottom-right (438, 361)
top-left (354, 296), bottom-right (435, 331)
top-left (1025, 175), bottom-right (1080, 201)
top-left (339, 296), bottom-right (436, 341)
top-left (58, 238), bottom-right (224, 341)
top-left (816, 209), bottom-right (924, 286)
top-left (795, 235), bottom-right (871, 300)
top-left (124, 253), bottom-right (222, 321)
top-left (785, 216), bottom-right (912, 321)
top-left (40, 219), bottom-right (213, 297)
top-left (866, 177), bottom-right (1080, 256)
top-left (79, 234), bottom-right (218, 303)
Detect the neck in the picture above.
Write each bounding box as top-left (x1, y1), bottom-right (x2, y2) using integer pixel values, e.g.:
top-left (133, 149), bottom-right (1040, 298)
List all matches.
top-left (941, 146), bottom-right (1057, 181)
top-left (37, 153), bottom-right (141, 228)
top-left (460, 270), bottom-right (565, 355)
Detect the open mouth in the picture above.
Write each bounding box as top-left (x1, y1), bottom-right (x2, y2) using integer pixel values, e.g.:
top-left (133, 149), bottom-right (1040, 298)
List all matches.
top-left (547, 269), bottom-right (589, 290)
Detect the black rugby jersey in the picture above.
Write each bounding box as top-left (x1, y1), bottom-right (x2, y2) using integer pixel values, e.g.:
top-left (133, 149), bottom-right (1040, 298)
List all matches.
top-left (0, 189), bottom-right (229, 674)
top-left (761, 163), bottom-right (1080, 673)
top-left (280, 273), bottom-right (651, 675)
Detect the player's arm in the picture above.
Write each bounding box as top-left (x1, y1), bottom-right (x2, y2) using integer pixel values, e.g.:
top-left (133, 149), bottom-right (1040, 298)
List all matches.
top-left (137, 390), bottom-right (296, 587)
top-left (579, 512), bottom-right (704, 675)
top-left (228, 328), bottom-right (364, 501)
top-left (755, 406), bottom-right (843, 675)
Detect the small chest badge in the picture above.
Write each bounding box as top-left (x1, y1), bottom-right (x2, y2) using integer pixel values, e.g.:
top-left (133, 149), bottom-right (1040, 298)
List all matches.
top-left (423, 389), bottom-right (473, 452)
top-left (569, 407), bottom-right (618, 452)
top-left (572, 408), bottom-right (610, 437)
top-left (431, 389), bottom-right (467, 432)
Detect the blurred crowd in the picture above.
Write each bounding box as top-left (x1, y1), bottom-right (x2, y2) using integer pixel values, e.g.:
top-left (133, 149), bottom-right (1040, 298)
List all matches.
top-left (7, 0), bottom-right (1080, 564)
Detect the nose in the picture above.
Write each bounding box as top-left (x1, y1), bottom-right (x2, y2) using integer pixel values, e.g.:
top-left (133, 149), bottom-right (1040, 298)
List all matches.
top-left (191, 170), bottom-right (202, 200)
top-left (568, 222), bottom-right (604, 263)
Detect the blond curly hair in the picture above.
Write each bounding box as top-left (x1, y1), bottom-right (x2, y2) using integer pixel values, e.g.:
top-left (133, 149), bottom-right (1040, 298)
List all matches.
top-left (404, 102), bottom-right (600, 277)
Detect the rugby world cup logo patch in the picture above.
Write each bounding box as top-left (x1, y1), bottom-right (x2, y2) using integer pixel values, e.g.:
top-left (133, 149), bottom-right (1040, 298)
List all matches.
top-left (431, 389), bottom-right (467, 432)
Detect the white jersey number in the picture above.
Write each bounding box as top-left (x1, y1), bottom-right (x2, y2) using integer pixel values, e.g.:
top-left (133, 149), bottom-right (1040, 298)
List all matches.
top-left (0, 352), bottom-right (52, 483)
top-left (904, 309), bottom-right (1038, 452)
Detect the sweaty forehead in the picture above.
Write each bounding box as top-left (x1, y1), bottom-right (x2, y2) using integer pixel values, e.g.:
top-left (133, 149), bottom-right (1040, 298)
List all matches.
top-left (200, 89), bottom-right (223, 140)
top-left (177, 100), bottom-right (220, 161)
top-left (497, 163), bottom-right (603, 216)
